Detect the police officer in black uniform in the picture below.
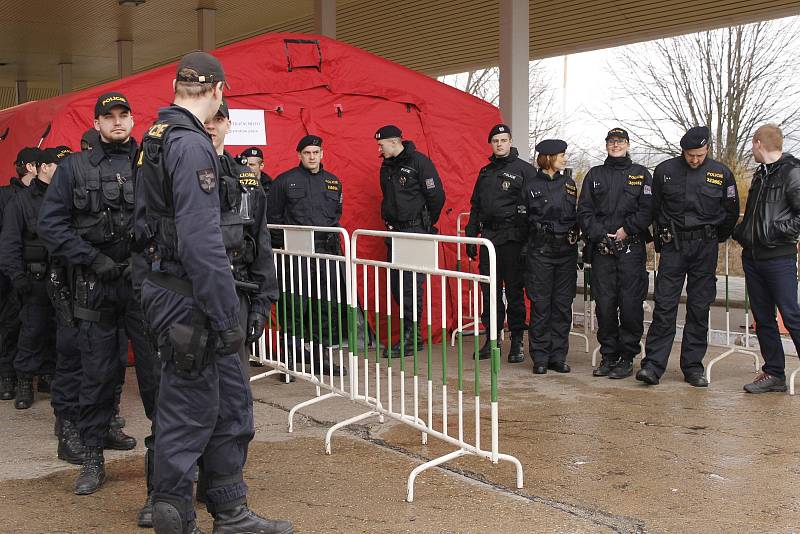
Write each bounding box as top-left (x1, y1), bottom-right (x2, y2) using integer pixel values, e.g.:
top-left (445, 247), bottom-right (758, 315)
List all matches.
top-left (376, 125), bottom-right (445, 356)
top-left (638, 126), bottom-right (739, 387)
top-left (239, 146), bottom-right (272, 194)
top-left (134, 51), bottom-right (291, 534)
top-left (269, 134), bottom-right (345, 375)
top-left (524, 139), bottom-right (579, 374)
top-left (465, 124), bottom-right (532, 363)
top-left (0, 147), bottom-right (39, 401)
top-left (0, 147), bottom-right (63, 409)
top-left (578, 128), bottom-right (653, 379)
top-left (38, 92), bottom-right (150, 495)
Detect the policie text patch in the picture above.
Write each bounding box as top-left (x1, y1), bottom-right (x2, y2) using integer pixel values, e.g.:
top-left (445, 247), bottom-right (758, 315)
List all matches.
top-left (197, 168), bottom-right (216, 193)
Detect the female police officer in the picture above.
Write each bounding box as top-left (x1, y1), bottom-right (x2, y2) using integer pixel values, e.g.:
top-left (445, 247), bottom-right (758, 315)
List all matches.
top-left (524, 139), bottom-right (579, 374)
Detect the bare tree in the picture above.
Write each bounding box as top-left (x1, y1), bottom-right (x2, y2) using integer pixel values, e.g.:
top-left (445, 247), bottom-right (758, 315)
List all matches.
top-left (608, 19), bottom-right (800, 170)
top-left (439, 62), bottom-right (559, 151)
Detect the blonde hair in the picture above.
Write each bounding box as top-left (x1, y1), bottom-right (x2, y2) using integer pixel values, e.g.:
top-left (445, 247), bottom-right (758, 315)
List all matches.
top-left (754, 123), bottom-right (783, 152)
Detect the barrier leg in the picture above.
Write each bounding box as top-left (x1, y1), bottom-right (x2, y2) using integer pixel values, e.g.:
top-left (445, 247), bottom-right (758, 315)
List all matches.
top-left (705, 348), bottom-right (761, 383)
top-left (591, 345), bottom-right (600, 367)
top-left (406, 449), bottom-right (467, 503)
top-left (325, 410), bottom-right (380, 454)
top-left (789, 365), bottom-right (800, 395)
top-left (288, 392), bottom-right (338, 433)
top-left (250, 369), bottom-right (283, 383)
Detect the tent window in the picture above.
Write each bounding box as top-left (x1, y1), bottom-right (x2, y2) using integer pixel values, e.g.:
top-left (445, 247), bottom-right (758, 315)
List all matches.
top-left (284, 39), bottom-right (323, 72)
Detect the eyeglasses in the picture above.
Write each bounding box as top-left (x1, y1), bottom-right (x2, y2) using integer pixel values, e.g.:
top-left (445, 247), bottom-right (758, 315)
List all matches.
top-left (606, 139), bottom-right (628, 146)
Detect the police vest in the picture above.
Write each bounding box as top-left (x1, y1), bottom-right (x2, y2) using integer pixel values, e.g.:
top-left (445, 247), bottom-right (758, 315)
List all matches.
top-left (69, 150), bottom-right (134, 248)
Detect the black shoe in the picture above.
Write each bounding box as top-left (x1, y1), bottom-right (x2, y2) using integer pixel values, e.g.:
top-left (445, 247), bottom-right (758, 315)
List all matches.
top-left (74, 447), bottom-right (106, 495)
top-left (593, 357), bottom-right (618, 377)
top-left (14, 376), bottom-right (33, 409)
top-left (608, 360), bottom-right (634, 379)
top-left (507, 333), bottom-right (525, 363)
top-left (548, 361), bottom-right (571, 373)
top-left (743, 372), bottom-right (787, 393)
top-left (635, 367), bottom-right (660, 385)
top-left (104, 427), bottom-right (137, 450)
top-left (390, 329), bottom-right (422, 358)
top-left (137, 493), bottom-right (154, 528)
top-left (37, 374), bottom-right (53, 394)
top-left (54, 416), bottom-right (61, 437)
top-left (0, 376), bottom-right (15, 400)
top-left (684, 373), bottom-right (709, 388)
top-left (532, 365), bottom-right (547, 374)
top-left (473, 338), bottom-right (492, 360)
top-left (153, 501), bottom-right (206, 534)
top-left (58, 419), bottom-right (86, 465)
top-left (212, 505), bottom-right (293, 534)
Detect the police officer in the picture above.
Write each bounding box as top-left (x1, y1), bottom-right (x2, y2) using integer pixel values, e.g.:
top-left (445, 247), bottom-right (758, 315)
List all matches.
top-left (376, 125), bottom-right (445, 356)
top-left (134, 51), bottom-right (292, 534)
top-left (80, 128), bottom-right (100, 151)
top-left (524, 139), bottom-right (578, 374)
top-left (578, 128), bottom-right (653, 379)
top-left (465, 124), bottom-right (532, 363)
top-left (0, 147), bottom-right (39, 401)
top-left (0, 148), bottom-right (63, 409)
top-left (268, 134), bottom-right (345, 375)
top-left (38, 92), bottom-right (150, 495)
top-left (638, 126), bottom-right (739, 387)
top-left (239, 146), bottom-right (272, 194)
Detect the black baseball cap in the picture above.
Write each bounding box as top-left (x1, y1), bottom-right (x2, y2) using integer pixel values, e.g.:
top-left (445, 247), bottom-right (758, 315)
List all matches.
top-left (37, 147), bottom-right (68, 165)
top-left (216, 98), bottom-right (229, 119)
top-left (605, 127), bottom-right (629, 142)
top-left (176, 51), bottom-right (229, 88)
top-left (94, 92), bottom-right (131, 118)
top-left (375, 125), bottom-right (402, 140)
top-left (15, 147), bottom-right (41, 166)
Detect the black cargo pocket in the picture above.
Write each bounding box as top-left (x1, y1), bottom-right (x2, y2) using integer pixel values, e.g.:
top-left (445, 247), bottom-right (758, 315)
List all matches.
top-left (699, 185), bottom-right (722, 216)
top-left (101, 181), bottom-right (121, 208)
top-left (122, 180), bottom-right (135, 205)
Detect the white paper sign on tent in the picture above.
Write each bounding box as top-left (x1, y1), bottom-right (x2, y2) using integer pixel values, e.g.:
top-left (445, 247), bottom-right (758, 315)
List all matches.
top-left (225, 109), bottom-right (267, 145)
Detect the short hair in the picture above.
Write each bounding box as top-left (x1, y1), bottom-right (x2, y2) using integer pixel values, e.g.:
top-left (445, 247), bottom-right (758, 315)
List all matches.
top-left (174, 68), bottom-right (215, 98)
top-left (754, 123), bottom-right (783, 152)
top-left (15, 164), bottom-right (26, 179)
top-left (536, 153), bottom-right (559, 171)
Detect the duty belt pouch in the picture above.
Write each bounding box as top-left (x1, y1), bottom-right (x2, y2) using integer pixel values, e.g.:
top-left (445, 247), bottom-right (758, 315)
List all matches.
top-left (703, 225), bottom-right (717, 241)
top-left (167, 322), bottom-right (210, 377)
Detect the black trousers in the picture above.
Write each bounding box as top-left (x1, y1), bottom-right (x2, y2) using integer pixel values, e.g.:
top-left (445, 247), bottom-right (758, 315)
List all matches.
top-left (50, 320), bottom-right (81, 421)
top-left (643, 239), bottom-right (717, 378)
top-left (0, 285), bottom-right (20, 380)
top-left (479, 240), bottom-right (526, 334)
top-left (526, 248), bottom-right (578, 366)
top-left (591, 242), bottom-right (648, 362)
top-left (742, 254), bottom-right (800, 380)
top-left (13, 279), bottom-right (56, 377)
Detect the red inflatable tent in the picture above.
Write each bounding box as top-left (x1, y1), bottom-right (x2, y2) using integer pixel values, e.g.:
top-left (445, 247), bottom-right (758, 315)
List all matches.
top-left (0, 33), bottom-right (503, 342)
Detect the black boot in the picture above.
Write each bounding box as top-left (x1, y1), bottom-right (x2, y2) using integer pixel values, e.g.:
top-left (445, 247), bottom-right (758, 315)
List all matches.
top-left (74, 446), bottom-right (106, 495)
top-left (153, 500), bottom-right (205, 534)
top-left (14, 375), bottom-right (33, 409)
top-left (507, 332), bottom-right (524, 363)
top-left (473, 338), bottom-right (492, 360)
top-left (104, 426), bottom-right (137, 450)
top-left (137, 449), bottom-right (155, 527)
top-left (37, 374), bottom-right (53, 394)
top-left (111, 384), bottom-right (125, 430)
top-left (389, 328), bottom-right (421, 358)
top-left (608, 358), bottom-right (634, 379)
top-left (593, 356), bottom-right (618, 377)
top-left (54, 416), bottom-right (61, 437)
top-left (212, 504), bottom-right (293, 534)
top-left (0, 375), bottom-right (15, 400)
top-left (58, 419), bottom-right (86, 465)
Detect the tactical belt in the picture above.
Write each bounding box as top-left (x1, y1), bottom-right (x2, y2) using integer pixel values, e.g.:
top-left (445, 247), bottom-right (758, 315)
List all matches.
top-left (482, 220), bottom-right (517, 231)
top-left (147, 271), bottom-right (193, 298)
top-left (676, 226), bottom-right (716, 242)
top-left (74, 305), bottom-right (116, 325)
top-left (386, 218), bottom-right (422, 231)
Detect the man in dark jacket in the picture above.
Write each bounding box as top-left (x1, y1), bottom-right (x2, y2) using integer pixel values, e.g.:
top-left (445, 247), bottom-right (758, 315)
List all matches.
top-left (578, 128), bottom-right (653, 379)
top-left (465, 124), bottom-right (532, 363)
top-left (638, 126), bottom-right (739, 387)
top-left (239, 146), bottom-right (272, 194)
top-left (376, 125), bottom-right (445, 356)
top-left (733, 123), bottom-right (800, 393)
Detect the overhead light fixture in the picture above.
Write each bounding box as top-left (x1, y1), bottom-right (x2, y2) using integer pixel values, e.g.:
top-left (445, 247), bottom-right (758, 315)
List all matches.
top-left (118, 0), bottom-right (145, 6)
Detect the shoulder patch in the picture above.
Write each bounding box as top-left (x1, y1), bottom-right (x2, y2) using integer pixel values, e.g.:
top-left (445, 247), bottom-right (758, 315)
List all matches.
top-left (197, 168), bottom-right (216, 193)
top-left (727, 185), bottom-right (736, 198)
top-left (643, 184), bottom-right (652, 195)
top-left (147, 123), bottom-right (169, 138)
top-left (425, 178), bottom-right (436, 190)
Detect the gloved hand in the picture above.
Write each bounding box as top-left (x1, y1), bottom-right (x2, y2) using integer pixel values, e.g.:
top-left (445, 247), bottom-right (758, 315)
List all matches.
top-left (12, 274), bottom-right (32, 295)
top-left (466, 244), bottom-right (478, 260)
top-left (246, 312), bottom-right (268, 344)
top-left (218, 325), bottom-right (245, 355)
top-left (91, 253), bottom-right (121, 282)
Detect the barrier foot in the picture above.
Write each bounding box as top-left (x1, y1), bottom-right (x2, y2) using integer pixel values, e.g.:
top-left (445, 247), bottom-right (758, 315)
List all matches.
top-left (705, 348), bottom-right (761, 384)
top-left (325, 410), bottom-right (379, 455)
top-left (496, 452), bottom-right (525, 489)
top-left (406, 449), bottom-right (467, 503)
top-left (288, 392), bottom-right (338, 433)
top-left (451, 320), bottom-right (477, 347)
top-left (570, 331), bottom-right (589, 354)
top-left (790, 365), bottom-right (800, 395)
top-left (250, 368), bottom-right (283, 383)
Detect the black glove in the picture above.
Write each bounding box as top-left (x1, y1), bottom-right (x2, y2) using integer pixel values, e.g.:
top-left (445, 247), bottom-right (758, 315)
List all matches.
top-left (218, 326), bottom-right (245, 355)
top-left (122, 264), bottom-right (132, 281)
top-left (466, 244), bottom-right (478, 260)
top-left (12, 274), bottom-right (32, 295)
top-left (91, 253), bottom-right (121, 282)
top-left (246, 312), bottom-right (268, 344)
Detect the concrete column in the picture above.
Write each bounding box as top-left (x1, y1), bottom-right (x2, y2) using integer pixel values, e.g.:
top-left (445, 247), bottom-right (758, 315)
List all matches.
top-left (117, 40), bottom-right (133, 78)
top-left (197, 8), bottom-right (216, 51)
top-left (314, 0), bottom-right (336, 38)
top-left (15, 80), bottom-right (28, 105)
top-left (499, 0), bottom-right (530, 161)
top-left (59, 63), bottom-right (73, 95)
